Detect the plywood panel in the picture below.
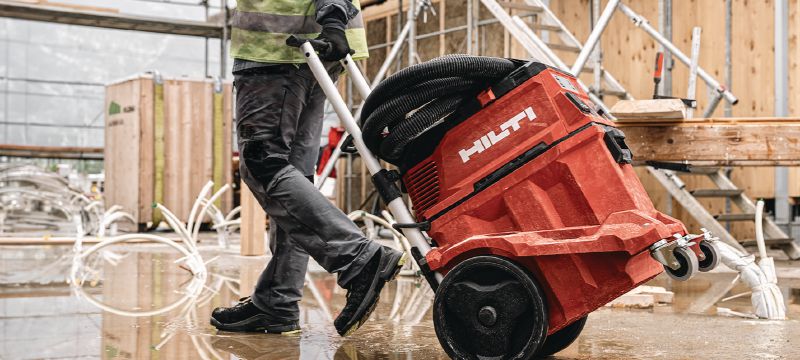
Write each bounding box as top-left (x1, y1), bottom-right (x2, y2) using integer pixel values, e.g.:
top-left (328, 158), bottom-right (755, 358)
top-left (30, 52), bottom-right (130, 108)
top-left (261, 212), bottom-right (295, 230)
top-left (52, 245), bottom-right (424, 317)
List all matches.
top-left (104, 78), bottom-right (142, 231)
top-left (240, 184), bottom-right (266, 256)
top-left (105, 75), bottom-right (234, 228)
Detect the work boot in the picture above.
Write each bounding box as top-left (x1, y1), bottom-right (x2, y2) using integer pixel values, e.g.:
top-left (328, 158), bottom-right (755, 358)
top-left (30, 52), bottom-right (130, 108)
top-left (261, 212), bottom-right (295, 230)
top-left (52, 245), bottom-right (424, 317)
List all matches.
top-left (334, 246), bottom-right (407, 336)
top-left (210, 297), bottom-right (301, 334)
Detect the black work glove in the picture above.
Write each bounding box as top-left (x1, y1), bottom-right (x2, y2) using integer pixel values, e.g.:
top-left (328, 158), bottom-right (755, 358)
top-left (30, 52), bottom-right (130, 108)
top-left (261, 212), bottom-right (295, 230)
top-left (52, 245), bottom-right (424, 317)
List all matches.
top-left (315, 26), bottom-right (351, 61)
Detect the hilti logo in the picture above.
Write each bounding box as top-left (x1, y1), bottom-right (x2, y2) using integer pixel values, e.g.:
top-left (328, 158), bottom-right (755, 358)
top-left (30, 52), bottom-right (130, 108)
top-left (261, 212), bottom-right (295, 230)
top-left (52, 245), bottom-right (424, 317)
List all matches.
top-left (458, 106), bottom-right (537, 163)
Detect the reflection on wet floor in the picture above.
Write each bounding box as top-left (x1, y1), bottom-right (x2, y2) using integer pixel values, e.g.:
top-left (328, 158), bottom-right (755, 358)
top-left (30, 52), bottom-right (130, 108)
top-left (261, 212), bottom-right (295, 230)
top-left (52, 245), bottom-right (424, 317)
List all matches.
top-left (1, 245), bottom-right (800, 359)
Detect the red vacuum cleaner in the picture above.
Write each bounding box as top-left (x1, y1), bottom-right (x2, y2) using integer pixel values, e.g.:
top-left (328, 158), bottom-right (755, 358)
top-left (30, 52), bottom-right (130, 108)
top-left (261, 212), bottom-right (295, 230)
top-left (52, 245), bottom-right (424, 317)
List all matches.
top-left (289, 37), bottom-right (720, 359)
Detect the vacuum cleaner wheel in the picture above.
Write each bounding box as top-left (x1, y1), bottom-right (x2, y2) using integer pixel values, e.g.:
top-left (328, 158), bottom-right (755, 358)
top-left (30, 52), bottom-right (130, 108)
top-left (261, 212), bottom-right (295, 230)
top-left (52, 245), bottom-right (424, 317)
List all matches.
top-left (536, 316), bottom-right (587, 357)
top-left (697, 241), bottom-right (719, 272)
top-left (664, 247), bottom-right (699, 281)
top-left (433, 255), bottom-right (547, 359)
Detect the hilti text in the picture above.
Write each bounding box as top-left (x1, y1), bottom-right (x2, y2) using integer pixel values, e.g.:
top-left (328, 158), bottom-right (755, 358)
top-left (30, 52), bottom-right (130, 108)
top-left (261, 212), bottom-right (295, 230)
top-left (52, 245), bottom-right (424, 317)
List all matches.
top-left (458, 106), bottom-right (537, 163)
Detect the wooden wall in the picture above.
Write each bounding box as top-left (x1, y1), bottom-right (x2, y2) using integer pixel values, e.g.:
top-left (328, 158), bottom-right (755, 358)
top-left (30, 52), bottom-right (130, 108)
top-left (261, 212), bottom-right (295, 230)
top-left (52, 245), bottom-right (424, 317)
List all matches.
top-left (549, 0), bottom-right (799, 237)
top-left (358, 0), bottom-right (800, 239)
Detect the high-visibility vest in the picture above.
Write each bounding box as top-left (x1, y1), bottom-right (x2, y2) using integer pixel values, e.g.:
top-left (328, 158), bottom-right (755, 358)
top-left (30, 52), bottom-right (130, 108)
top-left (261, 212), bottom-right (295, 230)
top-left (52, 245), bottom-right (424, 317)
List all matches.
top-left (231, 0), bottom-right (369, 63)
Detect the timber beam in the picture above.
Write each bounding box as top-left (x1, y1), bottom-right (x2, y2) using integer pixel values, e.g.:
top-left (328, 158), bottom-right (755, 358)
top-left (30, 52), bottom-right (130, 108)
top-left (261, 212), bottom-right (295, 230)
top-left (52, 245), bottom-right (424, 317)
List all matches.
top-left (618, 118), bottom-right (800, 166)
top-left (0, 0), bottom-right (224, 38)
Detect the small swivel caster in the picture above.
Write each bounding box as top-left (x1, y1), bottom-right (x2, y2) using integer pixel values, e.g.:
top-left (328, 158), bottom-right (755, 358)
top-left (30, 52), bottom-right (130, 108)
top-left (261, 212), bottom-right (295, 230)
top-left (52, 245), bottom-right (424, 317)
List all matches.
top-left (650, 237), bottom-right (700, 282)
top-left (664, 246), bottom-right (699, 281)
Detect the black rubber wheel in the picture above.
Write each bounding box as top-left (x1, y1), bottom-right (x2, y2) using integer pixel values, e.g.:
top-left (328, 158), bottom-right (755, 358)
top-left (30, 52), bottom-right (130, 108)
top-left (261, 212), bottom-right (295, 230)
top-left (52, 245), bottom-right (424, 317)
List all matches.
top-left (697, 241), bottom-right (719, 272)
top-left (433, 255), bottom-right (548, 360)
top-left (536, 316), bottom-right (587, 357)
top-left (664, 247), bottom-right (698, 281)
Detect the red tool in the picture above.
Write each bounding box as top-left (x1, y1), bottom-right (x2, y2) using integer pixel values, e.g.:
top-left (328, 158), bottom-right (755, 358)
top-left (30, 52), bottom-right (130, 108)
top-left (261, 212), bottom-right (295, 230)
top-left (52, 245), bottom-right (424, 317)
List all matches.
top-left (653, 51), bottom-right (664, 98)
top-left (401, 62), bottom-right (719, 358)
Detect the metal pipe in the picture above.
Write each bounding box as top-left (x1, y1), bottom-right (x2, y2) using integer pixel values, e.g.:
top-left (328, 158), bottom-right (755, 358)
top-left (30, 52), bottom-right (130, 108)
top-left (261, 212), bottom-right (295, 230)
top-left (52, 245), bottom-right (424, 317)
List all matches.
top-left (618, 3), bottom-right (737, 104)
top-left (775, 0), bottom-right (791, 231)
top-left (686, 27), bottom-right (701, 118)
top-left (724, 0), bottom-right (731, 116)
top-left (702, 91), bottom-right (723, 118)
top-left (659, 0), bottom-right (673, 96)
top-left (570, 0), bottom-right (619, 76)
top-left (219, 4), bottom-right (228, 78)
top-left (467, 0), bottom-right (474, 54)
top-left (591, 0), bottom-right (602, 95)
top-left (343, 57), bottom-right (371, 98)
top-left (408, 0), bottom-right (416, 65)
top-left (316, 55), bottom-right (372, 190)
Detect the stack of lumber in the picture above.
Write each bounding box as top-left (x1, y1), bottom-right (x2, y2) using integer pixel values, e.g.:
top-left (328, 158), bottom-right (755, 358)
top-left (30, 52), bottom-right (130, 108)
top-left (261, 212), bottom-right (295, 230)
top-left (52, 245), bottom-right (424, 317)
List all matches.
top-left (104, 74), bottom-right (233, 230)
top-left (610, 99), bottom-right (688, 122)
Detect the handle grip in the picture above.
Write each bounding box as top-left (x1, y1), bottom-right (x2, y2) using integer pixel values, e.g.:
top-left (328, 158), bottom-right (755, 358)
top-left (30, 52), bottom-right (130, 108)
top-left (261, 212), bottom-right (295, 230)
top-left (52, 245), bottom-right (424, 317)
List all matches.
top-left (653, 52), bottom-right (664, 79)
top-left (286, 35), bottom-right (330, 52)
top-left (286, 35), bottom-right (356, 55)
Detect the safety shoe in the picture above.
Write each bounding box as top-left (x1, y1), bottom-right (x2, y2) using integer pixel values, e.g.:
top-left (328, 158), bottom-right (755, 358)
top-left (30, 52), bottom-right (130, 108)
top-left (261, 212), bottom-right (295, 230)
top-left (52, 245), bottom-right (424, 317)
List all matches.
top-left (210, 297), bottom-right (301, 334)
top-left (334, 246), bottom-right (407, 336)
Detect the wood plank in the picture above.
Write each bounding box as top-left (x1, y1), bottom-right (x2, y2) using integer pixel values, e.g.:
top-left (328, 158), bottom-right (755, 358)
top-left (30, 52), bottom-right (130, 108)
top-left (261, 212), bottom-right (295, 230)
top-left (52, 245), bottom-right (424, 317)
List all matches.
top-left (611, 99), bottom-right (687, 120)
top-left (222, 83), bottom-right (234, 212)
top-left (621, 123), bottom-right (800, 165)
top-left (0, 144), bottom-right (102, 159)
top-left (0, 0), bottom-right (223, 38)
top-left (138, 77), bottom-right (154, 228)
top-left (105, 76), bottom-right (142, 230)
top-left (240, 185), bottom-right (266, 256)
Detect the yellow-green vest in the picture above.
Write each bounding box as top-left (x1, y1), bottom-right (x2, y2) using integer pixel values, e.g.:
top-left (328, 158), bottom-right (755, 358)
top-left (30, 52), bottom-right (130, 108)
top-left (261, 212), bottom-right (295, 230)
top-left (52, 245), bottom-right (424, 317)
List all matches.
top-left (231, 0), bottom-right (369, 63)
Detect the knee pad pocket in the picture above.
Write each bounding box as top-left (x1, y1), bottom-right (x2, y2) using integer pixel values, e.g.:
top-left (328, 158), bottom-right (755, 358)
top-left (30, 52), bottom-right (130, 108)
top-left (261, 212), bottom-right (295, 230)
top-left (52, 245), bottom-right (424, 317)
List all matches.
top-left (242, 141), bottom-right (289, 185)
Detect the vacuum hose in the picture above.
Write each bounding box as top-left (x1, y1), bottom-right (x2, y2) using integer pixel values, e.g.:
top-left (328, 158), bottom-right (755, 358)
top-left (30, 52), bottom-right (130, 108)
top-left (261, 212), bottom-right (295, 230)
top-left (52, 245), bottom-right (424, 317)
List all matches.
top-left (360, 55), bottom-right (519, 163)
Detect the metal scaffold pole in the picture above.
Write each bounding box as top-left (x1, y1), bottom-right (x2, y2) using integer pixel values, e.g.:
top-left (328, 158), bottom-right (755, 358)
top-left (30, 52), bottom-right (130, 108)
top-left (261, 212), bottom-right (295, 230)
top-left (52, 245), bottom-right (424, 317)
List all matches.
top-left (220, 1), bottom-right (228, 79)
top-left (408, 0), bottom-right (417, 65)
top-left (775, 0), bottom-right (791, 235)
top-left (658, 0), bottom-right (672, 97)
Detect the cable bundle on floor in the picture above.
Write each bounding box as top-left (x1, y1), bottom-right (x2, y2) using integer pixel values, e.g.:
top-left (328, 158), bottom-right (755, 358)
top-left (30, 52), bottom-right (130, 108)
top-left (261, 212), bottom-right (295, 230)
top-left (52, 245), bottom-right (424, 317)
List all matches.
top-left (360, 55), bottom-right (518, 164)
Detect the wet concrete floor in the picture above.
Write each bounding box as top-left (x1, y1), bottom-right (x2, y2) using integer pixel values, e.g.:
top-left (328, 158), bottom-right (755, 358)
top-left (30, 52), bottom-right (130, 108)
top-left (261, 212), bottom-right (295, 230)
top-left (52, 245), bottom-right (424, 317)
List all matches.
top-left (2, 244), bottom-right (800, 359)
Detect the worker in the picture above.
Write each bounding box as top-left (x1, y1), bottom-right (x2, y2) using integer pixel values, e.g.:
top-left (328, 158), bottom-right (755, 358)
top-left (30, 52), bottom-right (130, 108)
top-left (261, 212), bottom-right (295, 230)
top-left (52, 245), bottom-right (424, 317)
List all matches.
top-left (210, 0), bottom-right (405, 336)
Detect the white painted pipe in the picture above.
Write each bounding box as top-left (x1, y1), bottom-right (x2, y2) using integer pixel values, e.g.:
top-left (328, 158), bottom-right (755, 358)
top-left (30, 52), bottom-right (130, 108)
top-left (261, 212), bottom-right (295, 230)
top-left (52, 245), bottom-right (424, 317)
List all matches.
top-left (755, 200), bottom-right (767, 260)
top-left (342, 55), bottom-right (372, 98)
top-left (300, 42), bottom-right (440, 281)
top-left (571, 0), bottom-right (620, 76)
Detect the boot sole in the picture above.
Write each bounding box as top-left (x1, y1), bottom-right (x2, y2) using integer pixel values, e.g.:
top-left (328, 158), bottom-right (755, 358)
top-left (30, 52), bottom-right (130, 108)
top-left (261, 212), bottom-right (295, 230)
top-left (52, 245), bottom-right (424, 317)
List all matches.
top-left (210, 315), bottom-right (301, 335)
top-left (340, 252), bottom-right (407, 336)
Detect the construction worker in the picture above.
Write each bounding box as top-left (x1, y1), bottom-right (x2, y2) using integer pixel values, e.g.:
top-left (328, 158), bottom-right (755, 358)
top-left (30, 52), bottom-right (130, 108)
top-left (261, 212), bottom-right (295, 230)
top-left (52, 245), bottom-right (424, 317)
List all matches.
top-left (210, 0), bottom-right (405, 336)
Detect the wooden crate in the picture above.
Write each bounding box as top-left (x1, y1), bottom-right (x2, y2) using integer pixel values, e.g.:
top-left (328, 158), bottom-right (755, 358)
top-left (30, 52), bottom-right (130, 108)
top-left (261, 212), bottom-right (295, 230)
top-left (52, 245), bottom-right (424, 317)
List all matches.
top-left (104, 74), bottom-right (234, 230)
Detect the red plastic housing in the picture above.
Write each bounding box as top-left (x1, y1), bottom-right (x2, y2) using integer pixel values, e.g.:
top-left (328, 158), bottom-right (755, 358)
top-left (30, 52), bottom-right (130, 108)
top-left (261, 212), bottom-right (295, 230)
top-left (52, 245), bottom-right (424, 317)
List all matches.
top-left (402, 65), bottom-right (687, 334)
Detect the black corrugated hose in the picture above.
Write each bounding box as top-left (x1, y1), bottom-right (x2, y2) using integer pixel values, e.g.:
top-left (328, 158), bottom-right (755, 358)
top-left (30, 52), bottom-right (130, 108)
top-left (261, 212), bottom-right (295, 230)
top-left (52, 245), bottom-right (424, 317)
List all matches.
top-left (359, 55), bottom-right (518, 164)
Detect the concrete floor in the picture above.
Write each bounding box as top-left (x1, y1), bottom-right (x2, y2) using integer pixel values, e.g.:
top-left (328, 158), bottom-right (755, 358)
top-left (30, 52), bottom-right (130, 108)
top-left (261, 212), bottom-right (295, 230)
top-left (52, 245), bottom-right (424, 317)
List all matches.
top-left (1, 244), bottom-right (799, 359)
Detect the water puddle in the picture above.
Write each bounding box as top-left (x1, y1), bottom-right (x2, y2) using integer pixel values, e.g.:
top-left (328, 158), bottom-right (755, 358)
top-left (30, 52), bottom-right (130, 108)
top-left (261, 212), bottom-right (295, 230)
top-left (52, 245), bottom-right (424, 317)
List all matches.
top-left (2, 245), bottom-right (799, 359)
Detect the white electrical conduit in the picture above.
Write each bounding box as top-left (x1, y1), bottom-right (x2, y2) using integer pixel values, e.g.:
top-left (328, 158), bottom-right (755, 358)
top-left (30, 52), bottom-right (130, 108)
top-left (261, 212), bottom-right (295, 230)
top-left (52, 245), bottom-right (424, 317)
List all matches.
top-left (70, 182), bottom-right (233, 318)
top-left (714, 203), bottom-right (786, 320)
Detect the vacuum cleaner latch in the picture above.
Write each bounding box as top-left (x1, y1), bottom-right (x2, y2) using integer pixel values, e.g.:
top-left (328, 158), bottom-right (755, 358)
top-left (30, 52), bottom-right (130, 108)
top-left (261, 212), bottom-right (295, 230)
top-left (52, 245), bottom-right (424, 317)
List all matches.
top-left (600, 125), bottom-right (633, 164)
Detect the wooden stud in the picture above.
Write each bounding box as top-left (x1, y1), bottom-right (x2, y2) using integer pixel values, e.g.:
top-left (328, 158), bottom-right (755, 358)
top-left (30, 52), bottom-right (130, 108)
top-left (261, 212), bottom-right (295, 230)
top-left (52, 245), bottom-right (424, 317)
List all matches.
top-left (239, 184), bottom-right (267, 256)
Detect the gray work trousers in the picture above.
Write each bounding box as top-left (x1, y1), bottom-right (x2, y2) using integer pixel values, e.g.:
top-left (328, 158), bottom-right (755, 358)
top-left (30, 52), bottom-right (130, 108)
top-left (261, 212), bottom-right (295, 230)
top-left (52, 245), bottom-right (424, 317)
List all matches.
top-left (234, 63), bottom-right (380, 322)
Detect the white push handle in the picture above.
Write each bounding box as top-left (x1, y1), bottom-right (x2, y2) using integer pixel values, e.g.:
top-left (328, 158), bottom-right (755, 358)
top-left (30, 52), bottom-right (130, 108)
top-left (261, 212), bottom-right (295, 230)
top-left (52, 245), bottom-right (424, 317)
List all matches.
top-left (292, 39), bottom-right (442, 283)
